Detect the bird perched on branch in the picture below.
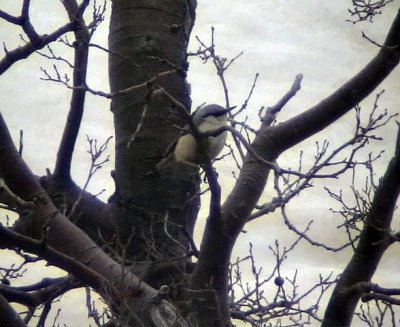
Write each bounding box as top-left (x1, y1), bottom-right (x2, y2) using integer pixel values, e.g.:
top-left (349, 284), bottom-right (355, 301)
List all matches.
top-left (157, 104), bottom-right (230, 170)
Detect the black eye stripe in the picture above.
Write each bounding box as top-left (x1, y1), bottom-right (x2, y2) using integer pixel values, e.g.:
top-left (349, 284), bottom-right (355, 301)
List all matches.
top-left (202, 111), bottom-right (227, 118)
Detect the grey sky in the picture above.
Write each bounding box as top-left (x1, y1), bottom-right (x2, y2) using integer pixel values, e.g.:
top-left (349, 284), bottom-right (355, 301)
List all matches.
top-left (1, 0), bottom-right (400, 325)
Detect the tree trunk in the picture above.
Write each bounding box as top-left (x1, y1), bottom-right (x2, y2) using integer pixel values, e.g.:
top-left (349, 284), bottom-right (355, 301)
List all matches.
top-left (107, 0), bottom-right (203, 322)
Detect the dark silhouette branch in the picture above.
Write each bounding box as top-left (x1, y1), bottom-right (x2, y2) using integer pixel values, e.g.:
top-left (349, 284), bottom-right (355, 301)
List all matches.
top-left (0, 0), bottom-right (40, 44)
top-left (272, 8), bottom-right (400, 151)
top-left (0, 24), bottom-right (74, 75)
top-left (0, 224), bottom-right (115, 300)
top-left (0, 10), bottom-right (22, 25)
top-left (0, 293), bottom-right (26, 327)
top-left (229, 239), bottom-right (336, 325)
top-left (0, 112), bottom-right (156, 309)
top-left (0, 276), bottom-right (81, 308)
top-left (358, 283), bottom-right (400, 305)
top-left (191, 8), bottom-right (400, 325)
top-left (322, 127), bottom-right (400, 326)
top-left (53, 0), bottom-right (91, 180)
top-left (347, 0), bottom-right (394, 23)
top-left (261, 73), bottom-right (303, 126)
top-left (0, 0), bottom-right (90, 75)
top-left (362, 293), bottom-right (400, 305)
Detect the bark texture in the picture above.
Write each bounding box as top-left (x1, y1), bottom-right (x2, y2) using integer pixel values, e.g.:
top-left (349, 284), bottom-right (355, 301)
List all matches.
top-left (109, 0), bottom-right (195, 211)
top-left (107, 0), bottom-right (201, 323)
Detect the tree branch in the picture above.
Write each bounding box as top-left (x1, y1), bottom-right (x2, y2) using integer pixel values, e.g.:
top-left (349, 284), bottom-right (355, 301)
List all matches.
top-left (0, 293), bottom-right (26, 327)
top-left (53, 0), bottom-right (91, 179)
top-left (0, 113), bottom-right (157, 310)
top-left (322, 127), bottom-right (400, 326)
top-left (0, 276), bottom-right (81, 308)
top-left (272, 8), bottom-right (400, 151)
top-left (0, 0), bottom-right (84, 77)
top-left (191, 8), bottom-right (400, 326)
top-left (0, 225), bottom-right (112, 301)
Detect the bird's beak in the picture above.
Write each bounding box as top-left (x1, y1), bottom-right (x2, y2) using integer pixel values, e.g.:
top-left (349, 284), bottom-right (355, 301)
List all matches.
top-left (223, 106), bottom-right (237, 115)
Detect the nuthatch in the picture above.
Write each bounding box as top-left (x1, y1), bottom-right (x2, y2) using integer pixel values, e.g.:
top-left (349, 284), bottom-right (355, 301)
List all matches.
top-left (157, 104), bottom-right (230, 169)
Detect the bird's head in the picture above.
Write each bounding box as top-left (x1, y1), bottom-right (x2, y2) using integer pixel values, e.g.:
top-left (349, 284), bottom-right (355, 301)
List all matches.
top-left (193, 104), bottom-right (232, 126)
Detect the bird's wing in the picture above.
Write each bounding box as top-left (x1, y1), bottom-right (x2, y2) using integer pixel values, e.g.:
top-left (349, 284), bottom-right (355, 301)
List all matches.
top-left (161, 124), bottom-right (190, 158)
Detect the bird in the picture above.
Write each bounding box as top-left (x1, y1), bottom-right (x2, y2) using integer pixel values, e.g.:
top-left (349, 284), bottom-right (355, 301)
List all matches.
top-left (157, 104), bottom-right (230, 170)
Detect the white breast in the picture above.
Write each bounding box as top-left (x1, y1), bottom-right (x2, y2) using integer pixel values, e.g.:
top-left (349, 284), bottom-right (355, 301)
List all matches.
top-left (174, 116), bottom-right (227, 164)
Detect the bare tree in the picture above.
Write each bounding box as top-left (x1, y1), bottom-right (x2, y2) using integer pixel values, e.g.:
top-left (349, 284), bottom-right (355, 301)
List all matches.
top-left (0, 1), bottom-right (399, 326)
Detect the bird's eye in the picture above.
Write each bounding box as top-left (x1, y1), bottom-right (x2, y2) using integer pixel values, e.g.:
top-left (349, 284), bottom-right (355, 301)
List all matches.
top-left (213, 111), bottom-right (228, 117)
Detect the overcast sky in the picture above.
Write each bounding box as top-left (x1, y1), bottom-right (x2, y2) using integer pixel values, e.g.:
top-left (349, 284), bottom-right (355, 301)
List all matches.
top-left (1, 0), bottom-right (400, 326)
